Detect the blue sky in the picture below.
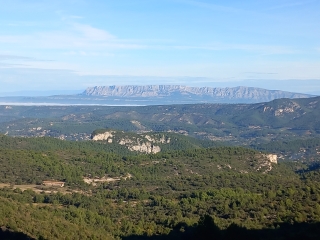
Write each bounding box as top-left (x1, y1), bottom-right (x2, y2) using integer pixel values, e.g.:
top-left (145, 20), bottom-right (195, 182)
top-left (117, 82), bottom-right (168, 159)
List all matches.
top-left (0, 0), bottom-right (320, 94)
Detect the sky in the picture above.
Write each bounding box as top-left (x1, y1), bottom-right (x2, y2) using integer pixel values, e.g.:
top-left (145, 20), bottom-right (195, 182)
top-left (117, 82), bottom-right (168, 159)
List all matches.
top-left (0, 0), bottom-right (320, 95)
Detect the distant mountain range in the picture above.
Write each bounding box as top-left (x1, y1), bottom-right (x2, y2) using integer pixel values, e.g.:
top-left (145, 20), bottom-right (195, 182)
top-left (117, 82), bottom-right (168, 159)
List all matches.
top-left (82, 85), bottom-right (314, 103)
top-left (0, 85), bottom-right (315, 105)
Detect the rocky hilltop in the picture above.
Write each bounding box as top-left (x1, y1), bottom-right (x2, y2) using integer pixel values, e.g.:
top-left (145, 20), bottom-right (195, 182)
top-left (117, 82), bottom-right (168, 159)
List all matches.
top-left (82, 85), bottom-right (313, 103)
top-left (91, 130), bottom-right (169, 154)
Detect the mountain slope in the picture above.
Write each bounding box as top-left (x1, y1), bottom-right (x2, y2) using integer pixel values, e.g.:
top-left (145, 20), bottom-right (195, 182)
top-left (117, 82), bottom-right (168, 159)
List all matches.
top-left (91, 129), bottom-right (220, 153)
top-left (1, 96), bottom-right (320, 145)
top-left (82, 85), bottom-right (313, 103)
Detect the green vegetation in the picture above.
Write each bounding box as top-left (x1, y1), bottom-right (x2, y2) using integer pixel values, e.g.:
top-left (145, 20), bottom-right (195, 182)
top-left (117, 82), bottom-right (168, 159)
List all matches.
top-left (1, 97), bottom-right (320, 239)
top-left (1, 96), bottom-right (320, 144)
top-left (0, 135), bottom-right (319, 239)
top-left (254, 138), bottom-right (320, 155)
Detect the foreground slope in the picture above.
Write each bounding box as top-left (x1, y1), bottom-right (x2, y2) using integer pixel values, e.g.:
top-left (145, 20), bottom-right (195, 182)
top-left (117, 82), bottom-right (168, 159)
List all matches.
top-left (0, 135), bottom-right (320, 239)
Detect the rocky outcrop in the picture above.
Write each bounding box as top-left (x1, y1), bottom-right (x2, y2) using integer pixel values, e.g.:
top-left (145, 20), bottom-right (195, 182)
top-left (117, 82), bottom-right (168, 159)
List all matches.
top-left (129, 142), bottom-right (161, 154)
top-left (266, 154), bottom-right (277, 164)
top-left (118, 135), bottom-right (163, 154)
top-left (82, 85), bottom-right (313, 102)
top-left (91, 130), bottom-right (170, 154)
top-left (92, 131), bottom-right (114, 141)
top-left (255, 154), bottom-right (278, 173)
top-left (262, 100), bottom-right (305, 118)
top-left (144, 134), bottom-right (170, 143)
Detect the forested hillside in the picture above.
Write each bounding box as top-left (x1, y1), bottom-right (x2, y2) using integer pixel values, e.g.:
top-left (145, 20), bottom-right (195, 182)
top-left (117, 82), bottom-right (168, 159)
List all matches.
top-left (1, 97), bottom-right (320, 239)
top-left (1, 96), bottom-right (320, 145)
top-left (0, 135), bottom-right (320, 239)
top-left (253, 138), bottom-right (320, 161)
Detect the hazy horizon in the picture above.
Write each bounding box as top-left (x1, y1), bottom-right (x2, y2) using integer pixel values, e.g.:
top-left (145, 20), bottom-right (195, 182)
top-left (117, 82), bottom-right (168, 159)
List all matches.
top-left (0, 79), bottom-right (319, 97)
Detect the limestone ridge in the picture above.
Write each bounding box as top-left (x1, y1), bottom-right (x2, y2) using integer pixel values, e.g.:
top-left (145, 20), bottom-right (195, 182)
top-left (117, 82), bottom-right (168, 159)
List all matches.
top-left (91, 130), bottom-right (171, 154)
top-left (82, 85), bottom-right (313, 102)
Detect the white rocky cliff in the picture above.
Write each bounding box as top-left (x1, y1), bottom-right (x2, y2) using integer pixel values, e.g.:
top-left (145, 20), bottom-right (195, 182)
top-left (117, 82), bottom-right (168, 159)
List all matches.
top-left (82, 85), bottom-right (312, 102)
top-left (91, 131), bottom-right (171, 154)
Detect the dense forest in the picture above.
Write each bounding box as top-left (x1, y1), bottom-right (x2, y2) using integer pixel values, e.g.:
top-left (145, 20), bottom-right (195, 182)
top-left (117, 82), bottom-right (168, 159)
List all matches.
top-left (0, 134), bottom-right (320, 239)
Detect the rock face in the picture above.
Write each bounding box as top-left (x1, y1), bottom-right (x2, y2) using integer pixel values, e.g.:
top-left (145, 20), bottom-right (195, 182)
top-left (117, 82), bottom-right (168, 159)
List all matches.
top-left (266, 154), bottom-right (278, 164)
top-left (92, 131), bottom-right (114, 141)
top-left (82, 85), bottom-right (313, 102)
top-left (91, 130), bottom-right (170, 154)
top-left (117, 137), bottom-right (162, 154)
top-left (129, 142), bottom-right (161, 154)
top-left (255, 154), bottom-right (277, 173)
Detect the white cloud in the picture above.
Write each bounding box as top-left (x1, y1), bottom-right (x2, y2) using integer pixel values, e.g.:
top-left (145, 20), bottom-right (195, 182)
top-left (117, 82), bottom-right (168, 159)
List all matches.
top-left (266, 1), bottom-right (317, 10)
top-left (0, 18), bottom-right (299, 59)
top-left (63, 51), bottom-right (114, 57)
top-left (176, 0), bottom-right (272, 18)
top-left (0, 54), bottom-right (32, 61)
top-left (0, 54), bottom-right (53, 65)
top-left (60, 15), bottom-right (83, 21)
top-left (177, 0), bottom-right (240, 13)
top-left (0, 22), bottom-right (147, 52)
top-left (0, 36), bottom-right (22, 43)
top-left (171, 43), bottom-right (298, 55)
top-left (77, 60), bottom-right (320, 80)
top-left (72, 23), bottom-right (115, 41)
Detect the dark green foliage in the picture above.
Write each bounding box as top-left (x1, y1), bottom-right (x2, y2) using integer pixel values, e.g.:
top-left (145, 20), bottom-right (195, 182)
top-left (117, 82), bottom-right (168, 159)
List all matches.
top-left (0, 135), bottom-right (319, 239)
top-left (0, 195), bottom-right (114, 239)
top-left (253, 137), bottom-right (320, 161)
